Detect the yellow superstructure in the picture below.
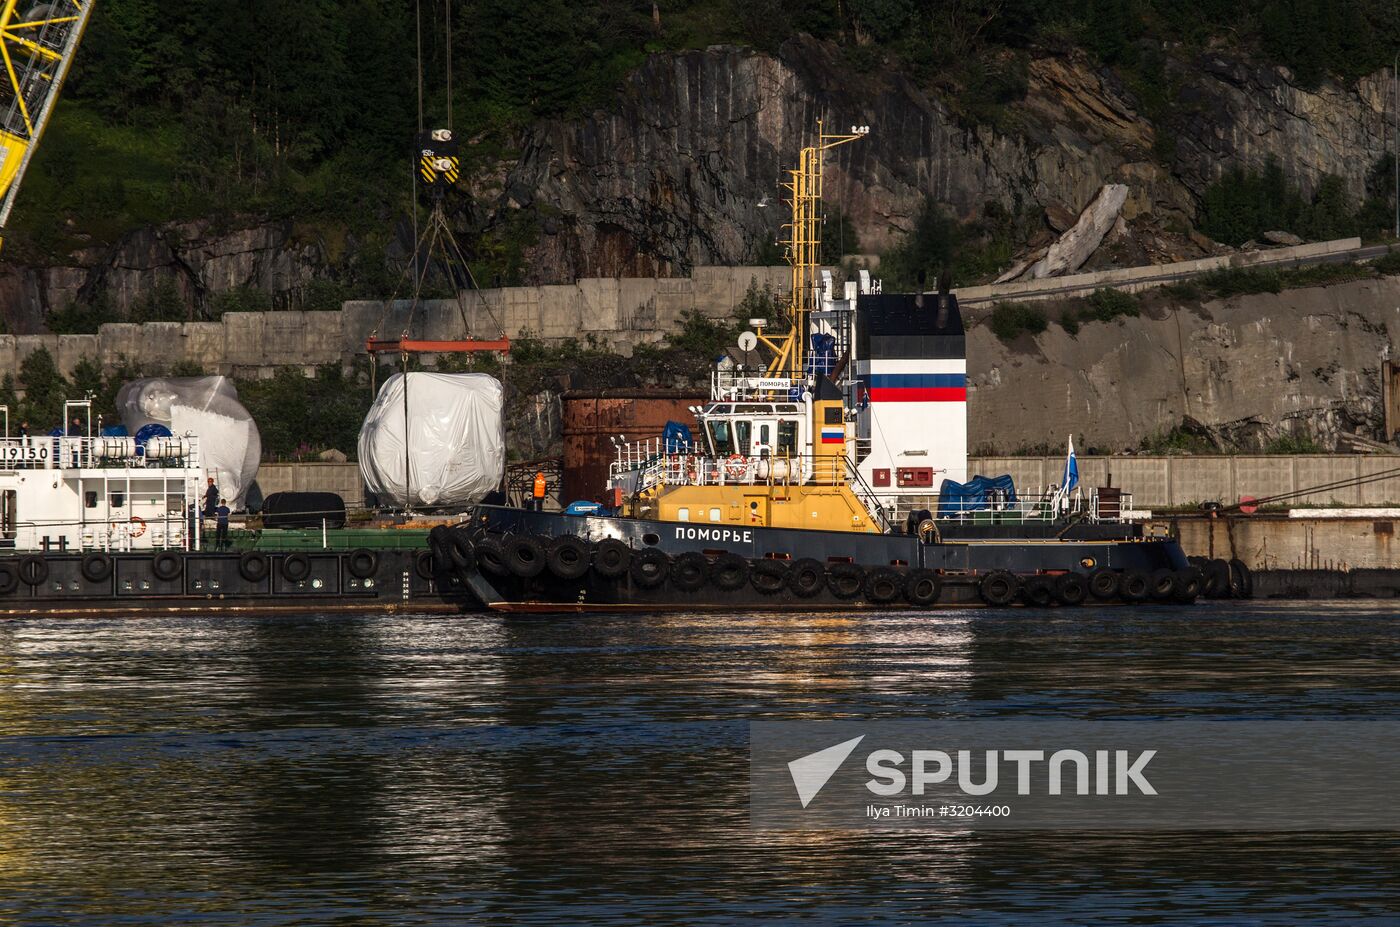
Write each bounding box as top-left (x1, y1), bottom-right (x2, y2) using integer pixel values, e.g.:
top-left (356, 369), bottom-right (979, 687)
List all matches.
top-left (0, 0), bottom-right (95, 250)
top-left (612, 123), bottom-right (888, 534)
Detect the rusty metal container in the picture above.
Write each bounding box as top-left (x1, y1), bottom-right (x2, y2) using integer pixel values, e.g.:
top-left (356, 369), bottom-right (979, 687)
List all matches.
top-left (562, 390), bottom-right (707, 503)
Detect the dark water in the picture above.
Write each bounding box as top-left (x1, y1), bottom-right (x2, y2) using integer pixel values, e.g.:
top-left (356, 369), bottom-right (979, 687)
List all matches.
top-left (2, 601), bottom-right (1399, 925)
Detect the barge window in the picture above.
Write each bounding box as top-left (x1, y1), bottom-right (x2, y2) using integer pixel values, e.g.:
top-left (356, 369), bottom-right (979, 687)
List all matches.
top-left (777, 421), bottom-right (798, 454)
top-left (707, 420), bottom-right (733, 455)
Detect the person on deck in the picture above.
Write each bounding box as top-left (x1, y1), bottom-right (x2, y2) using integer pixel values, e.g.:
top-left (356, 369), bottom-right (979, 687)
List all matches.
top-left (203, 477), bottom-right (219, 518)
top-left (215, 499), bottom-right (231, 550)
top-left (532, 471), bottom-right (548, 512)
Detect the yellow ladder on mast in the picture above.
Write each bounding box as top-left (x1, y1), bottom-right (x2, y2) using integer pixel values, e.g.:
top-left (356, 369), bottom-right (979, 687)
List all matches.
top-left (0, 0), bottom-right (96, 252)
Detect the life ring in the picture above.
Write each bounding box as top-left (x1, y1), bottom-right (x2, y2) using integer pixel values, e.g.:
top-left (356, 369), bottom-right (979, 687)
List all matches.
top-left (129, 516), bottom-right (147, 538)
top-left (723, 455), bottom-right (748, 481)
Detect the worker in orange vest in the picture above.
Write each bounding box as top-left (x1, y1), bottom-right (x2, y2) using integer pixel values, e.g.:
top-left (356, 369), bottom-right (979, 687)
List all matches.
top-left (532, 471), bottom-right (547, 512)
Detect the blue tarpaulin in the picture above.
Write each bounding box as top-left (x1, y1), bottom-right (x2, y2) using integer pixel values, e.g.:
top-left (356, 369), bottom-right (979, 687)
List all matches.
top-left (563, 500), bottom-right (604, 516)
top-left (662, 421), bottom-right (693, 453)
top-left (937, 474), bottom-right (1018, 518)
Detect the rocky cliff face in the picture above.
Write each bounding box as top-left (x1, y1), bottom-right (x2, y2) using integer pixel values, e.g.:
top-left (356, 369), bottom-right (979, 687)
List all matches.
top-left (488, 38), bottom-right (1391, 283)
top-left (0, 219), bottom-right (326, 333)
top-left (2, 37), bottom-right (1392, 328)
top-left (968, 278), bottom-right (1400, 453)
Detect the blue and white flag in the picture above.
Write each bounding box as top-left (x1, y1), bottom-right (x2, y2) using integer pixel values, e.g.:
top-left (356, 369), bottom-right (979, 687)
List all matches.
top-left (1061, 434), bottom-right (1079, 494)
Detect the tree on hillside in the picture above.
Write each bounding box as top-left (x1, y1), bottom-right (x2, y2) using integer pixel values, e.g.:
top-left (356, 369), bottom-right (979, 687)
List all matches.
top-left (18, 349), bottom-right (70, 431)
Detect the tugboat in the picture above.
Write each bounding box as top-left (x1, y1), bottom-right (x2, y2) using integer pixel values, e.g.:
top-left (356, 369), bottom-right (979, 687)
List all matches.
top-left (451, 124), bottom-right (1201, 612)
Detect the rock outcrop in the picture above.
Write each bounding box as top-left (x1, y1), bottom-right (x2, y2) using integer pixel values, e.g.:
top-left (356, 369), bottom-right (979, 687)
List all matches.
top-left (0, 219), bottom-right (327, 333)
top-left (1026, 184), bottom-right (1129, 279)
top-left (968, 277), bottom-right (1400, 453)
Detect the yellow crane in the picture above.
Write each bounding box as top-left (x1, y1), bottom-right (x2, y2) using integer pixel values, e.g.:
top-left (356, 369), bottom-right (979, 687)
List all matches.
top-left (0, 0), bottom-right (94, 252)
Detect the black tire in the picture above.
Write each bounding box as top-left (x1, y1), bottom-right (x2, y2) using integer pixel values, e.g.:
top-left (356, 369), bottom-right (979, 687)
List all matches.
top-left (979, 570), bottom-right (1018, 606)
top-left (864, 567), bottom-right (902, 604)
top-left (446, 532), bottom-right (476, 574)
top-left (826, 562), bottom-right (865, 600)
top-left (415, 549), bottom-right (437, 580)
top-left (281, 552), bottom-right (311, 583)
top-left (428, 524), bottom-right (451, 548)
top-left (788, 558), bottom-right (826, 598)
top-left (751, 558), bottom-right (788, 595)
top-left (1119, 569), bottom-right (1150, 602)
top-left (81, 552), bottom-right (114, 583)
top-left (1228, 558), bottom-right (1253, 599)
top-left (1054, 572), bottom-right (1089, 606)
top-left (904, 568), bottom-right (942, 607)
top-left (1175, 568), bottom-right (1203, 603)
top-left (239, 550), bottom-right (271, 582)
top-left (710, 552), bottom-right (748, 591)
top-left (1021, 574), bottom-right (1055, 607)
top-left (505, 534), bottom-right (547, 579)
top-left (1087, 568), bottom-right (1120, 601)
top-left (1148, 568), bottom-right (1179, 602)
top-left (346, 548), bottom-right (379, 579)
top-left (546, 535), bottom-right (591, 580)
top-left (476, 536), bottom-right (509, 576)
top-left (592, 538), bottom-right (631, 579)
top-left (671, 551), bottom-right (709, 592)
top-left (150, 551), bottom-right (182, 582)
top-left (630, 547), bottom-right (670, 588)
top-left (19, 555), bottom-right (49, 587)
top-left (1203, 559), bottom-right (1231, 599)
top-left (0, 561), bottom-right (18, 595)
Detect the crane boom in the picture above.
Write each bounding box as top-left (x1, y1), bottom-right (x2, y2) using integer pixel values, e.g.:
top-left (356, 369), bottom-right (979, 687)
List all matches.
top-left (0, 0), bottom-right (95, 248)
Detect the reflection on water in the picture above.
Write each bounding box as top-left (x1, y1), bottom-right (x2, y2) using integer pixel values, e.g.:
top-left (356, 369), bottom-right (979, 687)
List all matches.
top-left (1, 602), bottom-right (1399, 925)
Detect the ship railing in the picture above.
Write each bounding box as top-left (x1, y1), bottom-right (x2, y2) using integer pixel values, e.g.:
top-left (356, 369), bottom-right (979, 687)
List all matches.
top-left (921, 488), bottom-right (1136, 525)
top-left (0, 435), bottom-right (200, 471)
top-left (709, 368), bottom-right (802, 402)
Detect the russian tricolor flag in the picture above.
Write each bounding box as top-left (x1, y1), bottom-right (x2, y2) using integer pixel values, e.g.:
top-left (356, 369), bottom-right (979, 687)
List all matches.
top-left (820, 427), bottom-right (844, 444)
top-left (867, 373), bottom-right (966, 402)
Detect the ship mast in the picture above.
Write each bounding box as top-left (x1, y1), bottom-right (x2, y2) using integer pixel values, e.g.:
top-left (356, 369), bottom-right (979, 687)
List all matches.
top-left (757, 120), bottom-right (868, 381)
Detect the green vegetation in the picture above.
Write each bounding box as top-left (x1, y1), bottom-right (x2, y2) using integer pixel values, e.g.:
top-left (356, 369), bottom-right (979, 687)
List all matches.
top-left (988, 302), bottom-right (1048, 342)
top-left (1263, 433), bottom-right (1324, 454)
top-left (880, 198), bottom-right (1036, 290)
top-left (1199, 157), bottom-right (1396, 246)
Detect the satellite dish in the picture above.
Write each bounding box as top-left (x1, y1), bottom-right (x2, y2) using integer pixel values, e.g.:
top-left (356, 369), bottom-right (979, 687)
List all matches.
top-left (737, 331), bottom-right (758, 353)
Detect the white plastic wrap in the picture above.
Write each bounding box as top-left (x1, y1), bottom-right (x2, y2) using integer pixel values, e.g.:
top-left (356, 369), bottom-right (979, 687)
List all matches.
top-left (358, 372), bottom-right (505, 509)
top-left (115, 376), bottom-right (262, 508)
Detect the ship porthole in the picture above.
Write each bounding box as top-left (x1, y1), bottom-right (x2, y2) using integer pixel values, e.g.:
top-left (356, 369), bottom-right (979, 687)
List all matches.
top-left (643, 533), bottom-right (660, 546)
top-left (1080, 557), bottom-right (1096, 569)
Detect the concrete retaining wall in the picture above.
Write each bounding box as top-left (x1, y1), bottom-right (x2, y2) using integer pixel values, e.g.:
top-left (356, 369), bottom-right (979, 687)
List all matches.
top-left (956, 237), bottom-right (1362, 306)
top-left (970, 455), bottom-right (1400, 509)
top-left (1167, 515), bottom-right (1399, 571)
top-left (0, 265), bottom-right (791, 379)
top-left (257, 463), bottom-right (366, 510)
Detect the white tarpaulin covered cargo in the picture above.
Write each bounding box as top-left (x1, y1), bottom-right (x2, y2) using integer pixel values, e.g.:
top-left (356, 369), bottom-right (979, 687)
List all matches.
top-left (358, 372), bottom-right (504, 508)
top-left (115, 376), bottom-right (262, 508)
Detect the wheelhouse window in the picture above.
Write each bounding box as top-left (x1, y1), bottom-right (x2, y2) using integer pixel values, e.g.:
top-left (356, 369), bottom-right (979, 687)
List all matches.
top-left (777, 421), bottom-right (798, 455)
top-left (707, 420), bottom-right (733, 456)
top-left (733, 420), bottom-right (752, 457)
